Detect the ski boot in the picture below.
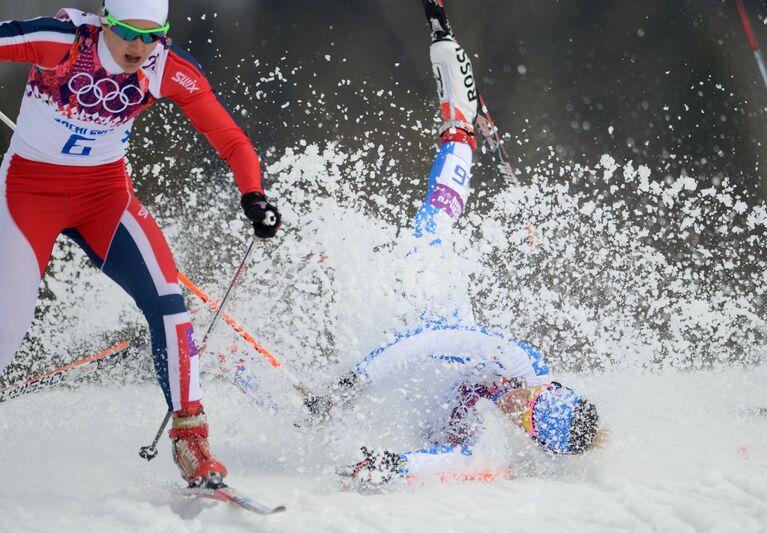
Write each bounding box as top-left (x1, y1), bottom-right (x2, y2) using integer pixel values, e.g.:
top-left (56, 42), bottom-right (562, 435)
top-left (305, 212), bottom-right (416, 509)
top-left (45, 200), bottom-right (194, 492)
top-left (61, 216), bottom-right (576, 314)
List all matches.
top-left (169, 404), bottom-right (228, 488)
top-left (421, 0), bottom-right (454, 43)
top-left (429, 28), bottom-right (479, 148)
top-left (338, 447), bottom-right (405, 490)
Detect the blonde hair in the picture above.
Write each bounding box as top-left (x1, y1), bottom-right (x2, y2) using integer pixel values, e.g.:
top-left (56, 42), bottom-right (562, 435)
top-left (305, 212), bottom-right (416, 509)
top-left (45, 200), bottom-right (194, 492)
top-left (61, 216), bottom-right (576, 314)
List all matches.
top-left (589, 426), bottom-right (610, 450)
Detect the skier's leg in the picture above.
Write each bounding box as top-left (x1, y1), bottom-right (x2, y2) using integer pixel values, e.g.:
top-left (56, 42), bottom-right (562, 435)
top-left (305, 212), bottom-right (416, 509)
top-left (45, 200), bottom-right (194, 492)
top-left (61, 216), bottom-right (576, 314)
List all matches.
top-left (406, 35), bottom-right (482, 325)
top-left (411, 37), bottom-right (479, 240)
top-left (67, 190), bottom-right (199, 412)
top-left (411, 140), bottom-right (474, 240)
top-left (69, 179), bottom-right (226, 484)
top-left (0, 154), bottom-right (61, 372)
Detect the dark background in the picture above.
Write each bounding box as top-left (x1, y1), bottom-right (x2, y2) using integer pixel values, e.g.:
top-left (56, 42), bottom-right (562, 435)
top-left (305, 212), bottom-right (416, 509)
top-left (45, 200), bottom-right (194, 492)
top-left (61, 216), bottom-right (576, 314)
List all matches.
top-left (2, 1), bottom-right (767, 201)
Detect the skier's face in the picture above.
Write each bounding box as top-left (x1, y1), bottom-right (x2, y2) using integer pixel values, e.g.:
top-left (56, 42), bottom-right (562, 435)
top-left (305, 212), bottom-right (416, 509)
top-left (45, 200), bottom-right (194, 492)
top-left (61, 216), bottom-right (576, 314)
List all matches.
top-left (102, 19), bottom-right (162, 74)
top-left (495, 387), bottom-right (532, 430)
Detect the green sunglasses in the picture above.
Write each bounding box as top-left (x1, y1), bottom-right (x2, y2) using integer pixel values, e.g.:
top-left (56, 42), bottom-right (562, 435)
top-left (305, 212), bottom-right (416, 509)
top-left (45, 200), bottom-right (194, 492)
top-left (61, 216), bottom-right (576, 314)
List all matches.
top-left (104, 12), bottom-right (170, 43)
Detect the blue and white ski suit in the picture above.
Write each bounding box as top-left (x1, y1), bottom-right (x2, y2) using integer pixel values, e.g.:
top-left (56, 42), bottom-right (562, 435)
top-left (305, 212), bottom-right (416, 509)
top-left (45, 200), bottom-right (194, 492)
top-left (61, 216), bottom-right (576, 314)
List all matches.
top-left (349, 138), bottom-right (553, 479)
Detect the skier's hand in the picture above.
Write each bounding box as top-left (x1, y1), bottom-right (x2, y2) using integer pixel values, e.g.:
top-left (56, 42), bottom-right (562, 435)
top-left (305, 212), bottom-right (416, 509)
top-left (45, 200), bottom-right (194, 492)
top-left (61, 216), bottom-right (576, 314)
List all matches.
top-left (241, 192), bottom-right (281, 238)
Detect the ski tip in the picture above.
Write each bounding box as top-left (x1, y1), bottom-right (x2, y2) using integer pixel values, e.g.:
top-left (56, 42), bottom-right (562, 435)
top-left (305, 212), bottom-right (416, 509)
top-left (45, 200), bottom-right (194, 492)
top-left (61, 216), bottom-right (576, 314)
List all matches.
top-left (181, 483), bottom-right (286, 516)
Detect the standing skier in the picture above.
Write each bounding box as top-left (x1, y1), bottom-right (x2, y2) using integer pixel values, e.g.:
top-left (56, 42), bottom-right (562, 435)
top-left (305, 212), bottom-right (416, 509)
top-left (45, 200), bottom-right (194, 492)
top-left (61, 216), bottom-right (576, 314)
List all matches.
top-left (0, 0), bottom-right (280, 487)
top-left (299, 1), bottom-right (602, 486)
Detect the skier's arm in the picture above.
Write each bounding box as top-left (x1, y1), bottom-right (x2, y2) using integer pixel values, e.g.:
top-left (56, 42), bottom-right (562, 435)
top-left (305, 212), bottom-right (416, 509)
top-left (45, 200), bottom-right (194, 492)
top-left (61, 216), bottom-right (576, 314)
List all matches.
top-left (0, 17), bottom-right (75, 66)
top-left (397, 445), bottom-right (478, 480)
top-left (347, 444), bottom-right (501, 486)
top-left (160, 44), bottom-right (263, 195)
top-left (354, 326), bottom-right (533, 384)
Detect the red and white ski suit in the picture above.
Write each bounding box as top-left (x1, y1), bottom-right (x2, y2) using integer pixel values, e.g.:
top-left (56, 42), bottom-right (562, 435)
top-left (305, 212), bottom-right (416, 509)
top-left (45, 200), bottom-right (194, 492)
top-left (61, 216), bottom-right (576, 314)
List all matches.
top-left (0, 9), bottom-right (264, 410)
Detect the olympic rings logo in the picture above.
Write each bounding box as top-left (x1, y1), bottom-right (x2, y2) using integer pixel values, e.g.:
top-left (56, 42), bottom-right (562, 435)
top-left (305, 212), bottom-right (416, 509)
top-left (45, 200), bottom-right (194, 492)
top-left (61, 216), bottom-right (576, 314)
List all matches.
top-left (68, 73), bottom-right (144, 114)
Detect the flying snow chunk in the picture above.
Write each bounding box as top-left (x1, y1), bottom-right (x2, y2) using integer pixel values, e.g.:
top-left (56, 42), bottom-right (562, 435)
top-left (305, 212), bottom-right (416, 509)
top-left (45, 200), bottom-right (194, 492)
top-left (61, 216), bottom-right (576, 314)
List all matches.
top-left (600, 154), bottom-right (618, 181)
top-left (600, 154), bottom-right (616, 169)
top-left (229, 219), bottom-right (245, 235)
top-left (580, 201), bottom-right (597, 216)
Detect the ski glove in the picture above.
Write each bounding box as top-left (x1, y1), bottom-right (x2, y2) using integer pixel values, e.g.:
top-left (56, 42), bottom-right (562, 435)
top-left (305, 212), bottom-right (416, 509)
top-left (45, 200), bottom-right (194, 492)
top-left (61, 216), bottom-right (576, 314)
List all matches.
top-left (241, 192), bottom-right (282, 239)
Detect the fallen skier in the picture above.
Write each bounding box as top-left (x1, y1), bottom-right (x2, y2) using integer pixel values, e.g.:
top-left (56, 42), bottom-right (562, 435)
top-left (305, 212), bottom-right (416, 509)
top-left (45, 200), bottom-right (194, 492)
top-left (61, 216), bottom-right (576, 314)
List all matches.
top-left (301, 1), bottom-right (605, 488)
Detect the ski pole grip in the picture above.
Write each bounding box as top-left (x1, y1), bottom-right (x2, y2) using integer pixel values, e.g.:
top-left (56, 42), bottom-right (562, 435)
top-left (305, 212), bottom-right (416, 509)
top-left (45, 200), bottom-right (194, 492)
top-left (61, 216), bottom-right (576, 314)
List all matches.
top-left (264, 211), bottom-right (277, 226)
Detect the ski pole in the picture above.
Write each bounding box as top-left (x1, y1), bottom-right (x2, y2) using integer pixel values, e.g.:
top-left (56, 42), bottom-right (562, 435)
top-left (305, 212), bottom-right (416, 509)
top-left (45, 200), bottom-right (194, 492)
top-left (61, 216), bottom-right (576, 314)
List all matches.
top-left (0, 110), bottom-right (16, 131)
top-left (138, 410), bottom-right (172, 461)
top-left (177, 271), bottom-right (281, 367)
top-left (181, 225), bottom-right (311, 395)
top-left (178, 270), bottom-right (310, 392)
top-left (736, 0), bottom-right (767, 89)
top-left (139, 237), bottom-right (259, 461)
top-left (198, 237), bottom-right (259, 352)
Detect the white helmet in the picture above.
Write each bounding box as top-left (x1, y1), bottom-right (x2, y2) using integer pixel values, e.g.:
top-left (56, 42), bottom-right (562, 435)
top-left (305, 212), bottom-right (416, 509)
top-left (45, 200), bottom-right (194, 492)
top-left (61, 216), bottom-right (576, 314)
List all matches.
top-left (103, 0), bottom-right (169, 26)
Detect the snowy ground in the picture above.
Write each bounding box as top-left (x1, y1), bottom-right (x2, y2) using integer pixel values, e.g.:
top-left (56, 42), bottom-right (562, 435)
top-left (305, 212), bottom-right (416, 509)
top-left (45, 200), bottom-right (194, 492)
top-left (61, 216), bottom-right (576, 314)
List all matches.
top-left (2, 364), bottom-right (765, 533)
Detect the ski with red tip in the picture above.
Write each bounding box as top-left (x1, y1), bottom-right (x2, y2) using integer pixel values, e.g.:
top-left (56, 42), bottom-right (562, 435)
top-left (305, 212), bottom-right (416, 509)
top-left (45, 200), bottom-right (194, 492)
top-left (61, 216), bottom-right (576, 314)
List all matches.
top-left (0, 340), bottom-right (132, 403)
top-left (183, 484), bottom-right (286, 515)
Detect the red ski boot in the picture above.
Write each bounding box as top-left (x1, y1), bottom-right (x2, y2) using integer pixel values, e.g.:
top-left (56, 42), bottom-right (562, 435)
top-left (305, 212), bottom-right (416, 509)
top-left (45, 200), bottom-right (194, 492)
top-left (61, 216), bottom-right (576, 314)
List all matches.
top-left (169, 404), bottom-right (228, 487)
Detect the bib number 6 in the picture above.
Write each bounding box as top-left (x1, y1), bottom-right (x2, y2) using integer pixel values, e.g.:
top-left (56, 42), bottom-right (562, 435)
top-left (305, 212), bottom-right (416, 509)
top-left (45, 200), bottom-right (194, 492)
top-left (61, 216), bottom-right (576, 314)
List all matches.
top-left (62, 134), bottom-right (96, 157)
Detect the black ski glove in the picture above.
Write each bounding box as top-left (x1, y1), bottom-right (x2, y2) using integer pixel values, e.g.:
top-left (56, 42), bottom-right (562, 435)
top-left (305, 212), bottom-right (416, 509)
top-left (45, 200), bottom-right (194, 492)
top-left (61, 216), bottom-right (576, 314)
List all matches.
top-left (241, 192), bottom-right (281, 239)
